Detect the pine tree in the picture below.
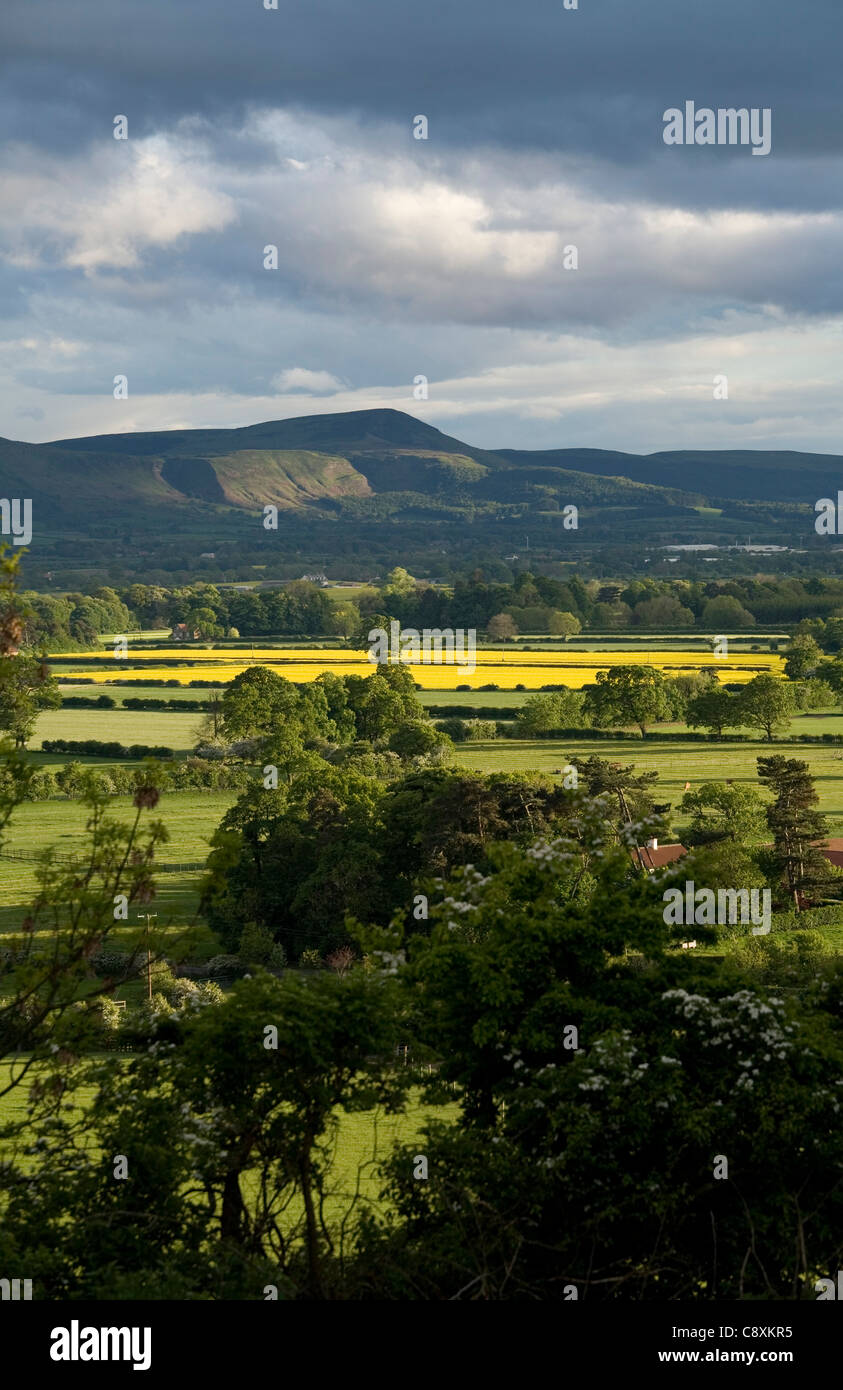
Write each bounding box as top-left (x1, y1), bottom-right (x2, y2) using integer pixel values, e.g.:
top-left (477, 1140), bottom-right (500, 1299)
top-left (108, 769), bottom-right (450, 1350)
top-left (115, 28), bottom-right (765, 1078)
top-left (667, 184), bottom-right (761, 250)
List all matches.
top-left (757, 756), bottom-right (833, 909)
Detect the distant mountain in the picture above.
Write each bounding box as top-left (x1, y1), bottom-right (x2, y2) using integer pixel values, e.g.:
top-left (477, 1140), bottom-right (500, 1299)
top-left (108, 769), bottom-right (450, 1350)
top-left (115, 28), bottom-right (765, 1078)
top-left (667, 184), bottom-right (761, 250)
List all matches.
top-left (33, 411), bottom-right (712, 522)
top-left (496, 445), bottom-right (843, 503)
top-left (54, 407), bottom-right (496, 462)
top-left (45, 409), bottom-right (843, 507)
top-left (0, 408), bottom-right (835, 580)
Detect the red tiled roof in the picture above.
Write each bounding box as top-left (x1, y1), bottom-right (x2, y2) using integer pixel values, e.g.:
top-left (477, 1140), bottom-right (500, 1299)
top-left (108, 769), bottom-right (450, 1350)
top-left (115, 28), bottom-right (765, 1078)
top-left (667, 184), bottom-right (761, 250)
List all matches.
top-left (637, 840), bottom-right (843, 869)
top-left (638, 843), bottom-right (687, 870)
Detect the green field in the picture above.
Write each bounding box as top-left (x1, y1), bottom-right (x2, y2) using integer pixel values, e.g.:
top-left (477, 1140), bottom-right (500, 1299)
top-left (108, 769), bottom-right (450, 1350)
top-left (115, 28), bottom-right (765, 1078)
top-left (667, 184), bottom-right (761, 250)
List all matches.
top-left (0, 1062), bottom-right (453, 1224)
top-left (420, 690), bottom-right (528, 708)
top-left (0, 792), bottom-right (234, 942)
top-left (33, 708), bottom-right (203, 754)
top-left (7, 697), bottom-right (843, 955)
top-left (58, 683), bottom-right (219, 704)
top-left (454, 736), bottom-right (843, 835)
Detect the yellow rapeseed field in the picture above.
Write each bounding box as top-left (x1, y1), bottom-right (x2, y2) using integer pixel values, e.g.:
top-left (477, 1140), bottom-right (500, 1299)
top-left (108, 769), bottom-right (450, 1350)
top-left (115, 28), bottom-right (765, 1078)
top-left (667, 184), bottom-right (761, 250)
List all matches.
top-left (50, 647), bottom-right (785, 690)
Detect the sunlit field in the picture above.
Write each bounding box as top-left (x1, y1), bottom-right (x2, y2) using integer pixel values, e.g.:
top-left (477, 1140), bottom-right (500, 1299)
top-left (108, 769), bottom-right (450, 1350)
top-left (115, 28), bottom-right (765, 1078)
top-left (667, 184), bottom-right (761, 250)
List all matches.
top-left (0, 1065), bottom-right (454, 1225)
top-left (48, 647), bottom-right (785, 690)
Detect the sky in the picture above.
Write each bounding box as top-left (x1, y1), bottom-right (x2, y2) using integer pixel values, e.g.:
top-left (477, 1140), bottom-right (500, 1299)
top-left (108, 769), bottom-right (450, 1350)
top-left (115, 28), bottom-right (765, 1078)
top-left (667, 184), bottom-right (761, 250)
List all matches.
top-left (2, 0), bottom-right (842, 453)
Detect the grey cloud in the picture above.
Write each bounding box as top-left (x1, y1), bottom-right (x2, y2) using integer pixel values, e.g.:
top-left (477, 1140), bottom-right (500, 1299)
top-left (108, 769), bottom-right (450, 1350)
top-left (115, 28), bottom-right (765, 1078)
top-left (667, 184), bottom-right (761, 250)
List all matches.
top-left (2, 0), bottom-right (842, 454)
top-left (3, 0), bottom-right (842, 172)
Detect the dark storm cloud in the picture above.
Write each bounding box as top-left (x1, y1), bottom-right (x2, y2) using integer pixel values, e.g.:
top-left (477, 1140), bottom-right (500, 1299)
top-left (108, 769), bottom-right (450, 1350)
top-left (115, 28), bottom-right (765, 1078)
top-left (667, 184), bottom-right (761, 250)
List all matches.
top-left (3, 0), bottom-right (841, 174)
top-left (2, 0), bottom-right (842, 450)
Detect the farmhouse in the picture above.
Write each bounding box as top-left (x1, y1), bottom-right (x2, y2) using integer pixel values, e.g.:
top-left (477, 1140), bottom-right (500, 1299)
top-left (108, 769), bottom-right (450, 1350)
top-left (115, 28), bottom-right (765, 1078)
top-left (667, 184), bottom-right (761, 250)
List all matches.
top-left (637, 838), bottom-right (686, 870)
top-left (638, 837), bottom-right (843, 873)
top-left (171, 623), bottom-right (201, 642)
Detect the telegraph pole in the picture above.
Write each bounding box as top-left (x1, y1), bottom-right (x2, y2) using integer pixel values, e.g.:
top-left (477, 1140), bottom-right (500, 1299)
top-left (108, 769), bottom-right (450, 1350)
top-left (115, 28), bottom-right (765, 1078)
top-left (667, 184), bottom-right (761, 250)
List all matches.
top-left (137, 913), bottom-right (159, 1001)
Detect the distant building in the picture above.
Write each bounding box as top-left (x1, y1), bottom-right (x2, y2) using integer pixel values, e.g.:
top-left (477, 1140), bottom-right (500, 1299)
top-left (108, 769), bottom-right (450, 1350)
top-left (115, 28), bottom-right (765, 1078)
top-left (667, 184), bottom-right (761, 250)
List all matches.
top-left (639, 838), bottom-right (843, 872)
top-left (637, 839), bottom-right (688, 871)
top-left (200, 552), bottom-right (216, 559)
top-left (300, 572), bottom-right (329, 587)
top-left (171, 623), bottom-right (200, 641)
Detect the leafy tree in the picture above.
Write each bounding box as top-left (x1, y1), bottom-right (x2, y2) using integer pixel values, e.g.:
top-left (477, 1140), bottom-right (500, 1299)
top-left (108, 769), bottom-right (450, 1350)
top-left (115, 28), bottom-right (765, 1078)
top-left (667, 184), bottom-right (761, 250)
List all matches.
top-left (685, 685), bottom-right (740, 739)
top-left (375, 663), bottom-right (426, 713)
top-left (185, 605), bottom-right (224, 640)
top-left (783, 634), bottom-right (823, 681)
top-left (222, 668), bottom-right (304, 741)
top-left (547, 610), bottom-right (581, 637)
top-left (582, 665), bottom-right (673, 736)
top-left (701, 594), bottom-right (756, 628)
top-left (737, 674), bottom-right (794, 743)
top-left (591, 600), bottom-right (633, 629)
top-left (382, 567), bottom-right (416, 599)
top-left (238, 920), bottom-right (276, 965)
top-left (201, 763), bottom-right (386, 954)
top-left (344, 670), bottom-right (424, 742)
top-left (487, 613), bottom-right (518, 642)
top-left (387, 721), bottom-right (452, 761)
top-left (0, 651), bottom-right (61, 747)
top-left (352, 611), bottom-right (393, 648)
top-left (516, 690), bottom-right (582, 735)
top-left (353, 675), bottom-right (411, 742)
top-left (327, 602), bottom-right (361, 639)
top-left (0, 973), bottom-right (404, 1299)
top-left (312, 672), bottom-right (357, 743)
top-left (0, 556), bottom-right (61, 748)
top-left (633, 595), bottom-right (695, 628)
top-left (791, 679), bottom-right (835, 712)
top-left (352, 834), bottom-right (843, 1300)
top-left (679, 781), bottom-right (766, 847)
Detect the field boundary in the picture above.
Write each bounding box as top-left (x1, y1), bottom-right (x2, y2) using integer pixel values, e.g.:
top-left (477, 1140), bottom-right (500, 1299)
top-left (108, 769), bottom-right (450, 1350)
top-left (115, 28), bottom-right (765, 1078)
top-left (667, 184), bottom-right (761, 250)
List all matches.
top-left (0, 849), bottom-right (205, 874)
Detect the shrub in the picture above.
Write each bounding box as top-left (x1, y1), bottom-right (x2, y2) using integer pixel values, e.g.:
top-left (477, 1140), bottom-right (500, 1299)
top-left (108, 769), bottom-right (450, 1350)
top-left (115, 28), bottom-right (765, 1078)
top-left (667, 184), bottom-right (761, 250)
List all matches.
top-left (62, 695), bottom-right (116, 709)
top-left (197, 980), bottom-right (225, 1004)
top-left (167, 977), bottom-right (200, 1008)
top-left (89, 950), bottom-right (134, 979)
top-left (149, 958), bottom-right (176, 996)
top-left (434, 717), bottom-right (470, 742)
top-left (41, 738), bottom-right (174, 759)
top-left (207, 953), bottom-right (249, 981)
top-left (193, 744), bottom-right (226, 760)
top-left (466, 719), bottom-right (497, 741)
top-left (268, 942), bottom-right (287, 971)
top-left (28, 770), bottom-right (58, 800)
top-left (326, 945), bottom-right (355, 977)
top-left (238, 921), bottom-right (275, 966)
top-left (299, 948), bottom-right (322, 970)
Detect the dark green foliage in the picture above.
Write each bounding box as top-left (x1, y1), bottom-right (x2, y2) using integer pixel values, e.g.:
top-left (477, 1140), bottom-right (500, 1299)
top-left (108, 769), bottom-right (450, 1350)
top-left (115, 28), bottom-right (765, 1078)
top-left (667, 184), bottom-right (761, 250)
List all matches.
top-left (42, 739), bottom-right (175, 759)
top-left (757, 755), bottom-right (837, 908)
top-left (61, 694), bottom-right (116, 709)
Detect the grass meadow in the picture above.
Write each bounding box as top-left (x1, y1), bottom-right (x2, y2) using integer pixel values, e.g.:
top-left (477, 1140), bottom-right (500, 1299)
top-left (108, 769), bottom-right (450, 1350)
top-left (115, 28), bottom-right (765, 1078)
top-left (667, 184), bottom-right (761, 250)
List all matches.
top-left (1, 666), bottom-right (842, 954)
top-left (0, 1062), bottom-right (454, 1228)
top-left (33, 708), bottom-right (204, 754)
top-left (0, 791), bottom-right (234, 949)
top-left (454, 735), bottom-right (843, 832)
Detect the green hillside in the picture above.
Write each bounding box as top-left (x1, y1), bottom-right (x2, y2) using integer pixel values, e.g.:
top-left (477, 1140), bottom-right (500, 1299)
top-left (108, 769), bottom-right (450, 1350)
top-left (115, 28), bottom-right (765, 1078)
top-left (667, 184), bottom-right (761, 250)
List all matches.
top-left (497, 445), bottom-right (843, 503)
top-left (0, 408), bottom-right (836, 581)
